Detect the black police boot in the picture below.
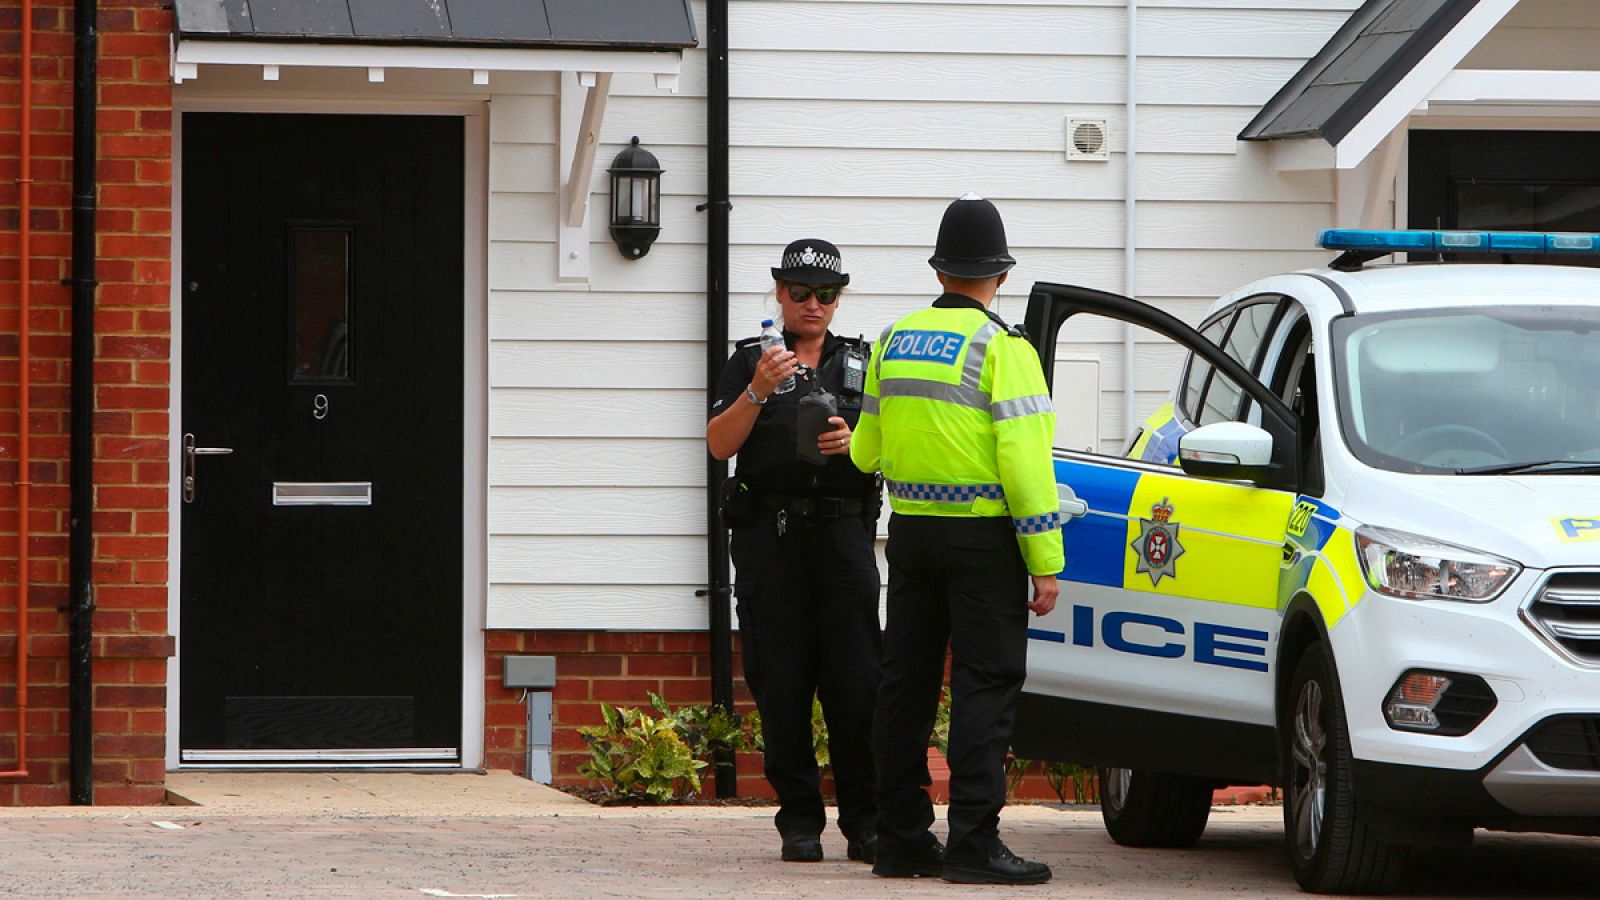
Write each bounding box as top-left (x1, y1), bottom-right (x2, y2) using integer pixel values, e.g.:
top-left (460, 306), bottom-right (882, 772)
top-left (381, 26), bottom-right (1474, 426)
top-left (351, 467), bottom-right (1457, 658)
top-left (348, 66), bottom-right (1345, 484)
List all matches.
top-left (941, 842), bottom-right (1052, 885)
top-left (780, 833), bottom-right (824, 862)
top-left (845, 833), bottom-right (877, 864)
top-left (870, 836), bottom-right (943, 878)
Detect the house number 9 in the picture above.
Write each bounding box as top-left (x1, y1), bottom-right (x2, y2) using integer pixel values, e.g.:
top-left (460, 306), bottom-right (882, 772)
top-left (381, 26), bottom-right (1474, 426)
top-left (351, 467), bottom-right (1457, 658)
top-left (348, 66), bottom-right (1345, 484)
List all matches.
top-left (313, 393), bottom-right (330, 420)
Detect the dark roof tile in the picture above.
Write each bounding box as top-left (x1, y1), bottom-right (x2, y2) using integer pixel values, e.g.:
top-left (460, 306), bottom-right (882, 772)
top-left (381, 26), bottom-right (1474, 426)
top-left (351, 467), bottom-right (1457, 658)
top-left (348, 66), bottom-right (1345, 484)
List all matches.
top-left (174, 0), bottom-right (696, 49)
top-left (1240, 0), bottom-right (1480, 144)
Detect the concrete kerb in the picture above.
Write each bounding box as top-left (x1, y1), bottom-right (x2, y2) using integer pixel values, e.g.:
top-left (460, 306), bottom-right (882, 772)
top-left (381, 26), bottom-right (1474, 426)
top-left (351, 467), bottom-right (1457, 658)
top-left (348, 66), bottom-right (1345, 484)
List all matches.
top-left (0, 770), bottom-right (1285, 828)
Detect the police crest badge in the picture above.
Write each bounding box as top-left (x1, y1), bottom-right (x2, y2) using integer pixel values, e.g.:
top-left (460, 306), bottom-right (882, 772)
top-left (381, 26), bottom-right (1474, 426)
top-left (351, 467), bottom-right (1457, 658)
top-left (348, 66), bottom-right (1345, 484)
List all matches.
top-left (1132, 497), bottom-right (1185, 586)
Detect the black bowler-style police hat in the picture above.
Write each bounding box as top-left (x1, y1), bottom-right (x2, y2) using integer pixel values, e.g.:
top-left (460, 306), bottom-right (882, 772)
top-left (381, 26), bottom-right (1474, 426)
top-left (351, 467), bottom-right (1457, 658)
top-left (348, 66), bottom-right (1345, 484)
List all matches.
top-left (928, 193), bottom-right (1016, 279)
top-left (772, 238), bottom-right (850, 287)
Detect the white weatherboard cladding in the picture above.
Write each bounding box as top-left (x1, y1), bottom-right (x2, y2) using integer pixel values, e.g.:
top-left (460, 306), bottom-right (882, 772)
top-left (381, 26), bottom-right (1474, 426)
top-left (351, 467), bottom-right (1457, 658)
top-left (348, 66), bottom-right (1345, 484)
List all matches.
top-left (485, 0), bottom-right (1361, 630)
top-left (1460, 0), bottom-right (1600, 71)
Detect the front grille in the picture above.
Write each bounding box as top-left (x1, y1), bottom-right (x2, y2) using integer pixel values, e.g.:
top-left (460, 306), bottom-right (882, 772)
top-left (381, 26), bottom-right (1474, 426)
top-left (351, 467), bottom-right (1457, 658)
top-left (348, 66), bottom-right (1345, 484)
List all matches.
top-left (1526, 717), bottom-right (1600, 771)
top-left (1527, 571), bottom-right (1600, 664)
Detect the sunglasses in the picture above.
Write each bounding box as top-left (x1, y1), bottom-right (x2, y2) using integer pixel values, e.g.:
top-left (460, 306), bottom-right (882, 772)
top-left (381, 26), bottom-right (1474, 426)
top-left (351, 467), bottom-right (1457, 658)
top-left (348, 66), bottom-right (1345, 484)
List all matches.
top-left (783, 283), bottom-right (841, 305)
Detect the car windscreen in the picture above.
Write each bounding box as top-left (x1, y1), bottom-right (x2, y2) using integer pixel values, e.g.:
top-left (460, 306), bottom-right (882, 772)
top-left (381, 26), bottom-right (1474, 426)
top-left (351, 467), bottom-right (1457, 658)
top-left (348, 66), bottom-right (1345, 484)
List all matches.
top-left (1331, 305), bottom-right (1600, 474)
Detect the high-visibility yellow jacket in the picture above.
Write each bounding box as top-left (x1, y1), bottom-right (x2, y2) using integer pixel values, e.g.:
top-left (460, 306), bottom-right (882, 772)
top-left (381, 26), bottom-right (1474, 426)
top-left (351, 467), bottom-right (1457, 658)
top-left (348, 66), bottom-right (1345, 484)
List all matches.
top-left (850, 293), bottom-right (1065, 576)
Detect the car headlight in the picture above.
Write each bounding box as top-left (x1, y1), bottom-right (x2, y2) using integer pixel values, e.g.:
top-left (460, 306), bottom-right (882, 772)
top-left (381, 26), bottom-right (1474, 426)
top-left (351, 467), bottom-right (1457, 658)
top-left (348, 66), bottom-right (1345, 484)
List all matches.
top-left (1354, 526), bottom-right (1520, 603)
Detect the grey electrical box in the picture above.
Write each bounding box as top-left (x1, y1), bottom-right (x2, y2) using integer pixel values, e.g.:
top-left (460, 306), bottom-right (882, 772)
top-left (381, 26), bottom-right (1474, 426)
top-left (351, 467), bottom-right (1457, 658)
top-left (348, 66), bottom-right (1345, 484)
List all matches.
top-left (503, 655), bottom-right (557, 689)
top-left (503, 655), bottom-right (557, 784)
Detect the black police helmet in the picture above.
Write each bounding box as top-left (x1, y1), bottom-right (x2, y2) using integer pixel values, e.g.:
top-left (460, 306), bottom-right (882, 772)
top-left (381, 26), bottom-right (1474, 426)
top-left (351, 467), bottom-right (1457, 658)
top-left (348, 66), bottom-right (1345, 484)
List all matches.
top-left (771, 238), bottom-right (850, 287)
top-left (928, 193), bottom-right (1015, 279)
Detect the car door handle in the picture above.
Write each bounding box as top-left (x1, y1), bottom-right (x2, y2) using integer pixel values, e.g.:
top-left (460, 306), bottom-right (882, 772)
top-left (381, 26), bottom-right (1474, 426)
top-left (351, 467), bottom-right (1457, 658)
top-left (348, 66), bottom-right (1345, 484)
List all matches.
top-left (183, 432), bottom-right (234, 504)
top-left (1058, 485), bottom-right (1089, 519)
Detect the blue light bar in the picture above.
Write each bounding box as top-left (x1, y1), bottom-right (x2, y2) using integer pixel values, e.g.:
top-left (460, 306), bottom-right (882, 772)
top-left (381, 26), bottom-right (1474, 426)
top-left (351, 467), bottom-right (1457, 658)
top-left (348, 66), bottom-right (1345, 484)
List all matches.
top-left (1319, 229), bottom-right (1600, 255)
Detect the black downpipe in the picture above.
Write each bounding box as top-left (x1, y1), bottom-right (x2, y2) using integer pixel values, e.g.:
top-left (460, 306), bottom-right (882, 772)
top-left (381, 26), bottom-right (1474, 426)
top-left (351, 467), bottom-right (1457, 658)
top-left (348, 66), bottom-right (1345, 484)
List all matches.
top-left (67, 0), bottom-right (98, 805)
top-left (700, 0), bottom-right (735, 798)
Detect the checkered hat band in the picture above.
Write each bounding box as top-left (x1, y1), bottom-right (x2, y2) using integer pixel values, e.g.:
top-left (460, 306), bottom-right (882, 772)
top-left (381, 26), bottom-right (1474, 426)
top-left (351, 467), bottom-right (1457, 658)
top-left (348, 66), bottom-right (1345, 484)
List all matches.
top-left (784, 249), bottom-right (842, 274)
top-left (1013, 512), bottom-right (1061, 535)
top-left (886, 480), bottom-right (1004, 504)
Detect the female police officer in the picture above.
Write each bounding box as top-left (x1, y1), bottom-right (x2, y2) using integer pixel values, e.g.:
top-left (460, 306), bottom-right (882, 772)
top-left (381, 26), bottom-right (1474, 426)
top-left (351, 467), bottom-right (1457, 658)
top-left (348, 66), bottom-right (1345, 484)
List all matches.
top-left (707, 239), bottom-right (881, 864)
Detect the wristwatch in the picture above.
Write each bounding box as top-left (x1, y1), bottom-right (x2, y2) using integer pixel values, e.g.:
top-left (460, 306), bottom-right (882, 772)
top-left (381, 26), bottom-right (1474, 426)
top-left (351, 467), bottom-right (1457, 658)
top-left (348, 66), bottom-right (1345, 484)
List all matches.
top-left (745, 385), bottom-right (768, 406)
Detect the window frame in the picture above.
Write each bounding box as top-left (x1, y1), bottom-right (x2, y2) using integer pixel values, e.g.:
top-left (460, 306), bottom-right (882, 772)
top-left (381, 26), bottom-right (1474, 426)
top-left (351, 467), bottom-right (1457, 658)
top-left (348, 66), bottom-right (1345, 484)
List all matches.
top-left (1178, 294), bottom-right (1289, 427)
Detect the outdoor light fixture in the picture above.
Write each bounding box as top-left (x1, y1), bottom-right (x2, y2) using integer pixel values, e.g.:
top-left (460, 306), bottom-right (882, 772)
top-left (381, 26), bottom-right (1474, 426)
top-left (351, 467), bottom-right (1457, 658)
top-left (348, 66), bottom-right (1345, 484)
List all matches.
top-left (608, 136), bottom-right (662, 259)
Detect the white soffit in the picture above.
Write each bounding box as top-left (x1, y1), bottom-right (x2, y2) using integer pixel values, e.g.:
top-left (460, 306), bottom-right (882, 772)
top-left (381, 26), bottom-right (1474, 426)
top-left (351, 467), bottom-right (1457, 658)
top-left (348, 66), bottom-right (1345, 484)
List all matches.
top-left (171, 39), bottom-right (683, 92)
top-left (1425, 69), bottom-right (1600, 110)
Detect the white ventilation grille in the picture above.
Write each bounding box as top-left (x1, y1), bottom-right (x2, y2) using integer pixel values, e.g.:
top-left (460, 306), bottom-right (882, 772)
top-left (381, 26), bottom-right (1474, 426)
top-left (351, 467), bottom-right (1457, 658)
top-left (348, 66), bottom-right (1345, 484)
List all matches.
top-left (1065, 118), bottom-right (1110, 162)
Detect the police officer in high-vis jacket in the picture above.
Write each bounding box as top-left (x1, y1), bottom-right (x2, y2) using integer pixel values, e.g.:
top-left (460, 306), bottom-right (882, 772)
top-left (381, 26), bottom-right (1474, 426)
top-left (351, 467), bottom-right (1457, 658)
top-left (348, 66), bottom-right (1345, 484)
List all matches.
top-left (708, 239), bottom-right (881, 866)
top-left (850, 196), bottom-right (1063, 885)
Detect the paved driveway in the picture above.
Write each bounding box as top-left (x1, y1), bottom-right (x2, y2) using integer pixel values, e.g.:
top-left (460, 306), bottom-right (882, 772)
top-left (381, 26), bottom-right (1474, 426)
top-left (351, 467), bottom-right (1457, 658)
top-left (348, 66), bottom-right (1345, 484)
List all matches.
top-left (1, 774), bottom-right (1596, 897)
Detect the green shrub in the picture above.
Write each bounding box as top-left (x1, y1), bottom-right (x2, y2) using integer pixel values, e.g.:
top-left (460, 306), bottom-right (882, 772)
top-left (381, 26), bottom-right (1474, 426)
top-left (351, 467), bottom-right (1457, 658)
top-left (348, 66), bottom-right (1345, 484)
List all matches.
top-left (1041, 761), bottom-right (1099, 804)
top-left (930, 686), bottom-right (952, 755)
top-left (577, 699), bottom-right (709, 803)
top-left (1005, 756), bottom-right (1034, 798)
top-left (576, 687), bottom-right (1095, 804)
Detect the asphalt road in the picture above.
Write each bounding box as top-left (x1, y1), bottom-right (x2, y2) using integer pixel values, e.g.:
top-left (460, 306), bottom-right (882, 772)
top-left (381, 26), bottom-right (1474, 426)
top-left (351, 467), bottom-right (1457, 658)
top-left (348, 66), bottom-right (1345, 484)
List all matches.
top-left (3, 803), bottom-right (1598, 898)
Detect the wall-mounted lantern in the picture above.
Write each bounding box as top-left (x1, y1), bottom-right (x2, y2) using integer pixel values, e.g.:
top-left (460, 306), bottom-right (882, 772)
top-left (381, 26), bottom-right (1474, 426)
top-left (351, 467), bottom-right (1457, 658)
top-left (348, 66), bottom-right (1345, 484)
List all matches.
top-left (608, 136), bottom-right (663, 259)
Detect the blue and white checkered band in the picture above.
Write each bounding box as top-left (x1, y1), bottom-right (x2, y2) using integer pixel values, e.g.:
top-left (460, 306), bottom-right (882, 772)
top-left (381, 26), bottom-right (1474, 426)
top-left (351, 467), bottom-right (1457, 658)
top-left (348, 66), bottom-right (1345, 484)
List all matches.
top-left (785, 246), bottom-right (842, 274)
top-left (1013, 512), bottom-right (1061, 535)
top-left (886, 480), bottom-right (1005, 503)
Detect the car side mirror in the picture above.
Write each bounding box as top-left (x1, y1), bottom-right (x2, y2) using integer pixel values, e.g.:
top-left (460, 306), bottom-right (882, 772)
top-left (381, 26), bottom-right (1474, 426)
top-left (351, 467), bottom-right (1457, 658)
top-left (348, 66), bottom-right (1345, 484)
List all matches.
top-left (1178, 422), bottom-right (1275, 484)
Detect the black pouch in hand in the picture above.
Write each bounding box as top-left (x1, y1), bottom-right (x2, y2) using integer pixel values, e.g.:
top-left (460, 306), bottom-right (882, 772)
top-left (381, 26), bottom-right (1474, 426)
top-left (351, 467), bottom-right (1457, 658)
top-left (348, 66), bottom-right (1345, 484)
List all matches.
top-left (796, 387), bottom-right (838, 467)
top-left (719, 476), bottom-right (757, 527)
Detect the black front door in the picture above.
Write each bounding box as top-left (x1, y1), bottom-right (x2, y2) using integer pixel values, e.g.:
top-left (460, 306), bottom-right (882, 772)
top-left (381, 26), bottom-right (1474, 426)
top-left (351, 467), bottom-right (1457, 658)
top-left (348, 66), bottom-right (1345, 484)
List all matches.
top-left (1409, 130), bottom-right (1600, 266)
top-left (179, 114), bottom-right (464, 763)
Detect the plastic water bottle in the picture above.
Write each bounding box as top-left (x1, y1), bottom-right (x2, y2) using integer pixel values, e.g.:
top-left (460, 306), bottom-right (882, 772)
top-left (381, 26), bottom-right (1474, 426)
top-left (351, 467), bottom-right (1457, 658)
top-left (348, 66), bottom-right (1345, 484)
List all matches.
top-left (760, 319), bottom-right (795, 394)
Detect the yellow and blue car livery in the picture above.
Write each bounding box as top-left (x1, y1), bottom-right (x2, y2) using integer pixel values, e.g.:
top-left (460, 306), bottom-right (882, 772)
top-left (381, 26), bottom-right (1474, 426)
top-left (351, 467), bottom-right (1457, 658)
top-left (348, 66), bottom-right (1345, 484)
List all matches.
top-left (1127, 403), bottom-right (1187, 466)
top-left (1017, 233), bottom-right (1600, 880)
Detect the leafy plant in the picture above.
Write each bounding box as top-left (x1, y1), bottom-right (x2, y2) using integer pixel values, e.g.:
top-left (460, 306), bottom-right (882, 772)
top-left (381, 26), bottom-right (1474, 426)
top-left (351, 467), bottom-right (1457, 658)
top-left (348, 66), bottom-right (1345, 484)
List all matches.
top-left (665, 694), bottom-right (747, 761)
top-left (811, 698), bottom-right (832, 775)
top-left (930, 686), bottom-right (952, 754)
top-left (1005, 755), bottom-right (1035, 798)
top-left (743, 706), bottom-right (764, 753)
top-left (577, 700), bottom-right (708, 803)
top-left (1040, 761), bottom-right (1099, 804)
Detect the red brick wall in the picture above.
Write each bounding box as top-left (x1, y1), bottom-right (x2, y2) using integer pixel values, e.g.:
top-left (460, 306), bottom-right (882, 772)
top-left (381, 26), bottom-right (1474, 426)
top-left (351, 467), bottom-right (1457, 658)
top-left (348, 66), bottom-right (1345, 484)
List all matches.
top-left (485, 630), bottom-right (773, 797)
top-left (482, 631), bottom-right (1089, 803)
top-left (0, 0), bottom-right (174, 805)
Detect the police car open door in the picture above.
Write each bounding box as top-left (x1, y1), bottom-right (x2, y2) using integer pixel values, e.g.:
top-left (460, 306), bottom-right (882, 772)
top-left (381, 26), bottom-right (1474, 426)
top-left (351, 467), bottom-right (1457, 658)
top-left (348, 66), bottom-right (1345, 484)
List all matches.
top-left (1013, 283), bottom-right (1301, 784)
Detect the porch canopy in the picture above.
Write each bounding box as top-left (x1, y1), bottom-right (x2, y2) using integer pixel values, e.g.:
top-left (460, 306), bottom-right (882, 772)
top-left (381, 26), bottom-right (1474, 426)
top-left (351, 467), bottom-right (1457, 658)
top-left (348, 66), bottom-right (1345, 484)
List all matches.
top-left (172, 0), bottom-right (695, 87)
top-left (1239, 0), bottom-right (1600, 225)
top-left (172, 0), bottom-right (699, 281)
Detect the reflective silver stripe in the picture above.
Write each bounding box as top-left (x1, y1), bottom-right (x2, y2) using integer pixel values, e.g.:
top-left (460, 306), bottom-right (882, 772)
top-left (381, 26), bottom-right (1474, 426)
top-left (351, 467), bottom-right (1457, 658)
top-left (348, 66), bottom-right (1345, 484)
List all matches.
top-left (962, 322), bottom-right (1000, 390)
top-left (874, 323), bottom-right (895, 380)
top-left (992, 394), bottom-right (1053, 422)
top-left (877, 318), bottom-right (996, 413)
top-left (861, 394), bottom-right (879, 416)
top-left (877, 377), bottom-right (988, 411)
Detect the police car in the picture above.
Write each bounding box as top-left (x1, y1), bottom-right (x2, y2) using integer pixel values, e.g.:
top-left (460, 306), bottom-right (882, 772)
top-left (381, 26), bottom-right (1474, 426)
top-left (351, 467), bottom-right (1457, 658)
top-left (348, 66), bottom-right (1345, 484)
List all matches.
top-left (1011, 230), bottom-right (1600, 894)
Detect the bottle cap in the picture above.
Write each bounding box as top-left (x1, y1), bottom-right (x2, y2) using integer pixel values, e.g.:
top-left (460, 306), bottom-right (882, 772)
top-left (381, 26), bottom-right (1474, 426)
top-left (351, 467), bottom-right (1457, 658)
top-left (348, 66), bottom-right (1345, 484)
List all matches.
top-left (761, 319), bottom-right (774, 328)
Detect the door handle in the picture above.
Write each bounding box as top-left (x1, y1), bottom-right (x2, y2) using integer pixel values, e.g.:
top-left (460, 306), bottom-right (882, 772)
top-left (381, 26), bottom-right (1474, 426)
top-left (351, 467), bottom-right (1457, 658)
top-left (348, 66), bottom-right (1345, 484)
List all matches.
top-left (183, 432), bottom-right (234, 504)
top-left (1058, 484), bottom-right (1089, 519)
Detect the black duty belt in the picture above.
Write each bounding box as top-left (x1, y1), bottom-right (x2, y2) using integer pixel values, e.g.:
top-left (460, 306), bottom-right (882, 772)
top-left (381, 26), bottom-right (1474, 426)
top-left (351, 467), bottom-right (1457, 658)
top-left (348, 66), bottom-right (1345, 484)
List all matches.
top-left (756, 493), bottom-right (869, 519)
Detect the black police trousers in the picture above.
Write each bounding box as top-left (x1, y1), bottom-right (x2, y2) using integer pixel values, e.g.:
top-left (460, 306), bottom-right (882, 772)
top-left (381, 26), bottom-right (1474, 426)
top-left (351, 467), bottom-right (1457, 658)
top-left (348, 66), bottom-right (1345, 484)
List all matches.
top-left (875, 513), bottom-right (1030, 860)
top-left (730, 509), bottom-right (881, 841)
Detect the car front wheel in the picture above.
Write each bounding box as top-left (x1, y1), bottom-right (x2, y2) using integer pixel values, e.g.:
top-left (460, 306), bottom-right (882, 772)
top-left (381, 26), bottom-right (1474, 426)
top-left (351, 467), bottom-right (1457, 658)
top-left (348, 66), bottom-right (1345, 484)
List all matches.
top-left (1284, 643), bottom-right (1405, 893)
top-left (1099, 766), bottom-right (1213, 848)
